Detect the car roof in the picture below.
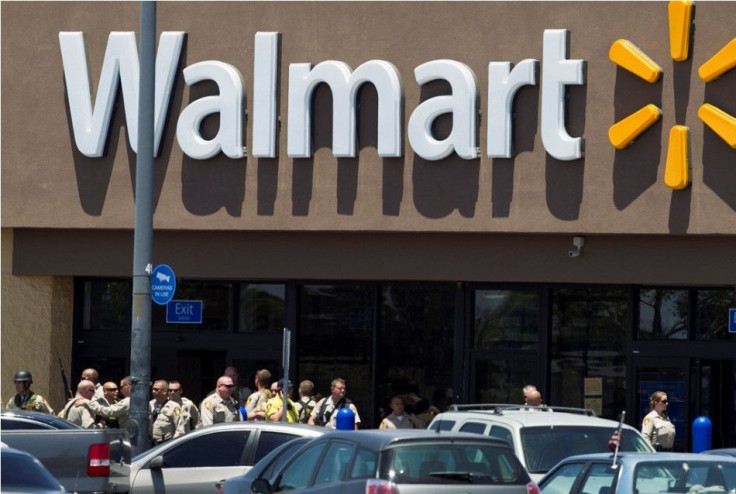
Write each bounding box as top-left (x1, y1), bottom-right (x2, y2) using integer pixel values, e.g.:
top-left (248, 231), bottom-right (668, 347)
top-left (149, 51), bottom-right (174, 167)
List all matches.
top-left (133, 421), bottom-right (327, 462)
top-left (554, 451), bottom-right (736, 464)
top-left (0, 409), bottom-right (82, 429)
top-left (312, 429), bottom-right (513, 450)
top-left (433, 408), bottom-right (632, 429)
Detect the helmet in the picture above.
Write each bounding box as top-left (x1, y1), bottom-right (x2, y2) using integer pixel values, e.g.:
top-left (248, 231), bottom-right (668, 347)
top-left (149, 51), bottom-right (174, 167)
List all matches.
top-left (13, 370), bottom-right (33, 383)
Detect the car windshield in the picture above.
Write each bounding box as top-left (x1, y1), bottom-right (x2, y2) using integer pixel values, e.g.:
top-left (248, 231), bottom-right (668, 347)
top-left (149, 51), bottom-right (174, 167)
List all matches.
top-left (521, 427), bottom-right (650, 474)
top-left (633, 460), bottom-right (736, 493)
top-left (1, 452), bottom-right (63, 491)
top-left (380, 442), bottom-right (528, 485)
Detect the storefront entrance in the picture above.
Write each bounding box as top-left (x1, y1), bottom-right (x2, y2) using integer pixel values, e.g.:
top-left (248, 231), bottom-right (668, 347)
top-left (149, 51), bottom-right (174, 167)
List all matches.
top-left (72, 279), bottom-right (735, 443)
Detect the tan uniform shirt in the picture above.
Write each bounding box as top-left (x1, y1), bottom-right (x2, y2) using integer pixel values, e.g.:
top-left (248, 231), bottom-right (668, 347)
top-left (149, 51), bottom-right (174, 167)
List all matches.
top-left (200, 394), bottom-right (241, 426)
top-left (245, 390), bottom-right (270, 418)
top-left (150, 399), bottom-right (184, 444)
top-left (61, 398), bottom-right (99, 428)
top-left (311, 396), bottom-right (361, 429)
top-left (85, 396), bottom-right (130, 429)
top-left (642, 410), bottom-right (676, 450)
top-left (178, 396), bottom-right (201, 432)
top-left (6, 392), bottom-right (54, 415)
top-left (379, 413), bottom-right (419, 430)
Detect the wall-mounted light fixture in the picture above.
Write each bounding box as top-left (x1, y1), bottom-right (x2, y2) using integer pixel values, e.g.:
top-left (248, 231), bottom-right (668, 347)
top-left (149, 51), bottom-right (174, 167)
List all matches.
top-left (568, 236), bottom-right (584, 258)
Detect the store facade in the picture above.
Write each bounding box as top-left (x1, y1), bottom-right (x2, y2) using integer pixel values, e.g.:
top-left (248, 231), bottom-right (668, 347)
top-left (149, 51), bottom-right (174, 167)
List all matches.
top-left (2, 2), bottom-right (735, 449)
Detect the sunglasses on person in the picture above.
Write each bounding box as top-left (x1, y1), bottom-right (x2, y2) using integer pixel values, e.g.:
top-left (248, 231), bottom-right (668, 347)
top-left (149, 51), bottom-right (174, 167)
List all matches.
top-left (657, 399), bottom-right (668, 404)
top-left (220, 384), bottom-right (235, 388)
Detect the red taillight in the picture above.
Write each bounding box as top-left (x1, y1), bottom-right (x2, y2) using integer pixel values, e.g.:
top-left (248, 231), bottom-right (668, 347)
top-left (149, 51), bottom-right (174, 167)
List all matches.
top-left (366, 479), bottom-right (400, 494)
top-left (527, 482), bottom-right (542, 494)
top-left (88, 443), bottom-right (111, 477)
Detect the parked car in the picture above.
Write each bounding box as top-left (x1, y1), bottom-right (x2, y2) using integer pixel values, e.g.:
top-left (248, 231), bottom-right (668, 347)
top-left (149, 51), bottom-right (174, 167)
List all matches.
top-left (220, 436), bottom-right (319, 494)
top-left (1, 445), bottom-right (68, 494)
top-left (250, 429), bottom-right (540, 494)
top-left (538, 451), bottom-right (736, 493)
top-left (129, 422), bottom-right (325, 494)
top-left (1, 409), bottom-right (130, 494)
top-left (428, 404), bottom-right (654, 481)
top-left (1, 409), bottom-right (81, 430)
top-left (701, 448), bottom-right (736, 458)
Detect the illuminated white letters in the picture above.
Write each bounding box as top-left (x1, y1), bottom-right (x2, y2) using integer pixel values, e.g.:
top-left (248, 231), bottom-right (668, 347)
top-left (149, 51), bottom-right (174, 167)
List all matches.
top-left (59, 29), bottom-right (587, 162)
top-left (487, 60), bottom-right (538, 158)
top-left (541, 29), bottom-right (585, 161)
top-left (287, 60), bottom-right (402, 158)
top-left (58, 31), bottom-right (184, 157)
top-left (176, 61), bottom-right (245, 160)
top-left (408, 60), bottom-right (479, 161)
top-left (252, 32), bottom-right (280, 158)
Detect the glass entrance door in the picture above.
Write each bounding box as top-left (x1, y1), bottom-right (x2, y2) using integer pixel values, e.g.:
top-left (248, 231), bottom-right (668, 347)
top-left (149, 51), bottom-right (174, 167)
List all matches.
top-left (695, 359), bottom-right (736, 449)
top-left (471, 355), bottom-right (539, 404)
top-left (634, 357), bottom-right (689, 452)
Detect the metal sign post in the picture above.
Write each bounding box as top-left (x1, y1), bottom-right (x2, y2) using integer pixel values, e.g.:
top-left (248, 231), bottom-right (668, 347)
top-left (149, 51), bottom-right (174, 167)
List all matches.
top-left (282, 328), bottom-right (291, 422)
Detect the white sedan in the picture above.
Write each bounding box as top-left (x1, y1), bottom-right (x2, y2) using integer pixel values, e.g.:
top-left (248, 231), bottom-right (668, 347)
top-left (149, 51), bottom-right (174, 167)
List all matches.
top-left (129, 422), bottom-right (324, 494)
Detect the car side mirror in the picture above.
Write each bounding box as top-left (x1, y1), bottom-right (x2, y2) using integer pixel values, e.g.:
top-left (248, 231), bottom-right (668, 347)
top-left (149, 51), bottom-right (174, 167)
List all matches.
top-left (149, 456), bottom-right (165, 470)
top-left (251, 479), bottom-right (273, 494)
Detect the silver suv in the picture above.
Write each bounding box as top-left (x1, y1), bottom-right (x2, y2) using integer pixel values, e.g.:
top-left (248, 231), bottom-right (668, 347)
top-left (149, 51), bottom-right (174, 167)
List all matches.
top-left (428, 404), bottom-right (654, 482)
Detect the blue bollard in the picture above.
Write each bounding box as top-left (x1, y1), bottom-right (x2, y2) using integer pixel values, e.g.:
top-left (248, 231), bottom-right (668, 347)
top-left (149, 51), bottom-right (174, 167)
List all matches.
top-left (336, 407), bottom-right (356, 430)
top-left (692, 416), bottom-right (712, 453)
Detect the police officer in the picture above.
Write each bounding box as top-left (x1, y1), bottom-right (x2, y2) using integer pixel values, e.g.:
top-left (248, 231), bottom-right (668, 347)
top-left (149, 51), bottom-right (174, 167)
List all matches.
top-left (149, 379), bottom-right (184, 444)
top-left (168, 380), bottom-right (201, 433)
top-left (6, 370), bottom-right (54, 414)
top-left (59, 379), bottom-right (98, 428)
top-left (200, 376), bottom-right (241, 426)
top-left (309, 378), bottom-right (361, 429)
top-left (245, 369), bottom-right (272, 421)
top-left (642, 390), bottom-right (676, 451)
top-left (294, 380), bottom-right (317, 424)
top-left (265, 379), bottom-right (299, 422)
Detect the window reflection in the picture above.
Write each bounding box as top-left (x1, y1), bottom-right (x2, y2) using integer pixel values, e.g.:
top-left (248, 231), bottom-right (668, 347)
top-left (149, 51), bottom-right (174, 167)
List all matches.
top-left (239, 284), bottom-right (285, 332)
top-left (696, 289), bottom-right (736, 340)
top-left (474, 290), bottom-right (539, 349)
top-left (637, 289), bottom-right (689, 340)
top-left (551, 288), bottom-right (628, 419)
top-left (83, 280), bottom-right (132, 330)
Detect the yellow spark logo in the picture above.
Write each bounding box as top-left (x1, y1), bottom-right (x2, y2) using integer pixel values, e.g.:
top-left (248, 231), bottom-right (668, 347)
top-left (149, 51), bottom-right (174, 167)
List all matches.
top-left (608, 0), bottom-right (736, 190)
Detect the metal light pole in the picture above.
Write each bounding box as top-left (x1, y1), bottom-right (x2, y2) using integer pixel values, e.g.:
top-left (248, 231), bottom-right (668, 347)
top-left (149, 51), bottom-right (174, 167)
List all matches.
top-left (129, 0), bottom-right (156, 456)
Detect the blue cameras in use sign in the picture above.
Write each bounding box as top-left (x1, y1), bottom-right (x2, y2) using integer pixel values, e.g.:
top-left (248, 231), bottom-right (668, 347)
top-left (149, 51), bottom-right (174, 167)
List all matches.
top-left (151, 264), bottom-right (176, 305)
top-left (167, 300), bottom-right (203, 324)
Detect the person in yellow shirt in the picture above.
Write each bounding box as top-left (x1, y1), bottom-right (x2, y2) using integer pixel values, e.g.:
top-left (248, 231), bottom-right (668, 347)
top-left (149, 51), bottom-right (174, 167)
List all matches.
top-left (265, 379), bottom-right (299, 423)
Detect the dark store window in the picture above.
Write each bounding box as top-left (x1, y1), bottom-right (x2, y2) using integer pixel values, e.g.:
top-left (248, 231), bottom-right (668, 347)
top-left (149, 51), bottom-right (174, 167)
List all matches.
top-left (239, 284), bottom-right (285, 332)
top-left (474, 290), bottom-right (540, 350)
top-left (551, 287), bottom-right (628, 419)
top-left (637, 288), bottom-right (689, 340)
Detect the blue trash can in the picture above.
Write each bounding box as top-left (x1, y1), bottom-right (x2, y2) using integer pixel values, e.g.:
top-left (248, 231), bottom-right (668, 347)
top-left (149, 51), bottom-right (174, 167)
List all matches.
top-left (336, 407), bottom-right (356, 430)
top-left (692, 416), bottom-right (712, 453)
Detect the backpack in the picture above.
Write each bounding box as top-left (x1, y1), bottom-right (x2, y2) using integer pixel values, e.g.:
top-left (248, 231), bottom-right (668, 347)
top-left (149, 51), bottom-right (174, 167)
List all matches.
top-left (315, 397), bottom-right (352, 426)
top-left (296, 398), bottom-right (315, 424)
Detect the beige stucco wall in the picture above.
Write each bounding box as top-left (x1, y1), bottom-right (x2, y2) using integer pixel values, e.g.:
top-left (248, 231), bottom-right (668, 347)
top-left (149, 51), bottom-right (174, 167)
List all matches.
top-left (2, 229), bottom-right (73, 411)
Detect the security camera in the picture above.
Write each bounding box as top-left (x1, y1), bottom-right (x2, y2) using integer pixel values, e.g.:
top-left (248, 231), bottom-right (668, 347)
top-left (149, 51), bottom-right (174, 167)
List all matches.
top-left (567, 236), bottom-right (584, 258)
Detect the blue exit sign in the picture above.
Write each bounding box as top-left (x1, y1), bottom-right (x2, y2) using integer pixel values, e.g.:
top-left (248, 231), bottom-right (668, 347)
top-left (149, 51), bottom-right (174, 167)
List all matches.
top-left (166, 300), bottom-right (203, 324)
top-left (730, 308), bottom-right (736, 334)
